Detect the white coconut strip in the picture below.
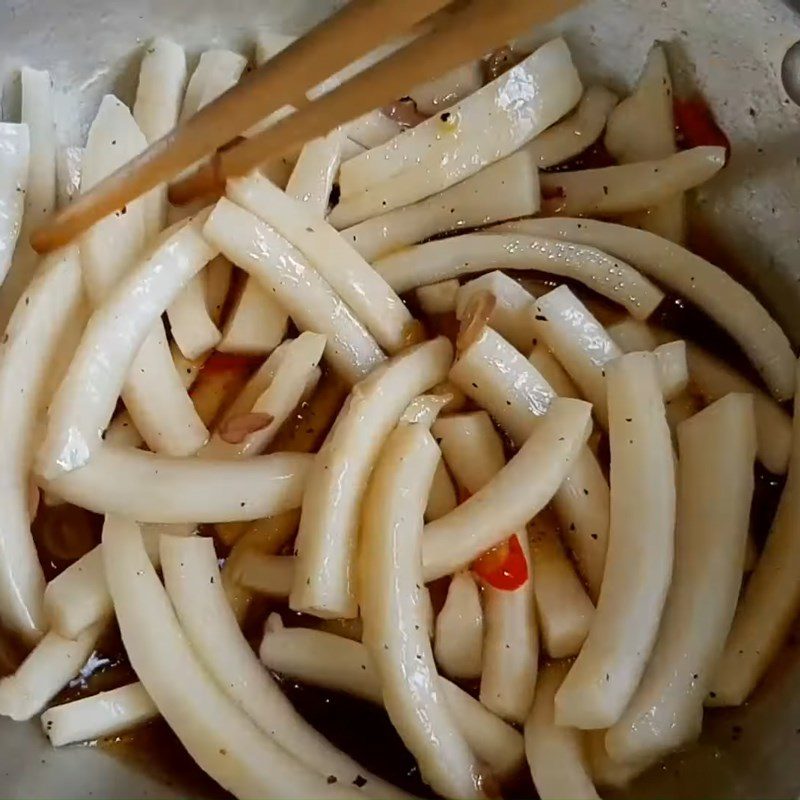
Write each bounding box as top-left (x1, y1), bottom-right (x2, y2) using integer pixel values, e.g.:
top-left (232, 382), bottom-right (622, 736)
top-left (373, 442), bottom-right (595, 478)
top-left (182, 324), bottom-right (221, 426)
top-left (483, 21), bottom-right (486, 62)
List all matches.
top-left (434, 572), bottom-right (483, 681)
top-left (432, 411), bottom-right (506, 496)
top-left (20, 68), bottom-right (57, 229)
top-left (38, 216), bottom-right (216, 478)
top-left (605, 44), bottom-right (684, 243)
top-left (41, 682), bottom-right (158, 747)
top-left (254, 29), bottom-right (295, 66)
top-left (410, 61), bottom-right (482, 114)
top-left (43, 521), bottom-right (194, 640)
top-left (79, 95), bottom-right (148, 301)
top-left (606, 393), bottom-right (755, 765)
top-left (607, 324), bottom-right (688, 403)
top-left (540, 146), bottom-right (725, 217)
top-left (56, 145), bottom-right (83, 208)
top-left (285, 129), bottom-right (344, 216)
top-left (425, 460), bottom-right (458, 522)
top-left (259, 624), bottom-right (524, 781)
top-left (528, 344), bottom-right (581, 399)
top-left (43, 447), bottom-right (311, 523)
top-left (180, 49), bottom-right (247, 122)
top-left (218, 277), bottom-right (288, 356)
top-left (606, 45), bottom-right (676, 167)
top-left (291, 338), bottom-right (451, 618)
top-left (202, 333), bottom-right (325, 458)
top-left (230, 552), bottom-right (294, 598)
top-left (708, 362), bottom-right (800, 706)
top-left (449, 326), bottom-right (555, 441)
top-left (653, 340), bottom-right (688, 400)
top-left (556, 352), bottom-right (675, 729)
top-left (340, 138), bottom-right (367, 161)
top-left (530, 285), bottom-right (623, 427)
top-left (374, 233), bottom-right (663, 318)
top-left (551, 447), bottom-right (611, 603)
top-left (455, 271), bottom-right (538, 353)
top-left (340, 151), bottom-right (540, 262)
top-left (133, 38), bottom-right (187, 235)
top-left (529, 514), bottom-right (594, 659)
top-left (133, 37), bottom-right (187, 143)
top-left (416, 280), bottom-right (460, 315)
top-left (607, 318), bottom-right (658, 353)
top-left (423, 397), bottom-right (592, 581)
top-left (161, 536), bottom-right (404, 796)
top-left (227, 173), bottom-right (413, 354)
top-left (0, 247), bottom-right (82, 642)
top-left (525, 661), bottom-right (600, 800)
top-left (447, 327), bottom-right (611, 597)
top-left (81, 96), bottom-right (208, 456)
top-left (345, 110), bottom-right (402, 149)
top-left (585, 731), bottom-right (649, 789)
top-left (0, 622), bottom-right (104, 721)
top-left (360, 402), bottom-right (487, 799)
top-left (205, 256), bottom-right (233, 324)
top-left (0, 123), bottom-right (29, 284)
top-left (333, 39), bottom-right (582, 224)
top-left (167, 50), bottom-right (248, 357)
top-left (480, 533), bottom-right (538, 725)
top-left (125, 322), bottom-right (211, 454)
top-left (103, 519), bottom-right (354, 800)
top-left (499, 217), bottom-right (794, 400)
top-left (431, 409), bottom-right (539, 713)
top-left (525, 85), bottom-right (618, 169)
top-left (168, 270), bottom-right (222, 359)
top-left (686, 342), bottom-right (791, 475)
top-left (43, 545), bottom-right (105, 639)
top-left (215, 340), bottom-right (291, 429)
top-left (205, 199), bottom-right (384, 384)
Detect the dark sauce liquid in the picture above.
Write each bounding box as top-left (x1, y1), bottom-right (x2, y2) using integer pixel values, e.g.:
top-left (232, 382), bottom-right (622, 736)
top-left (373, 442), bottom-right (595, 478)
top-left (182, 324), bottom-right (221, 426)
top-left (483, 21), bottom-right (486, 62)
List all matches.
top-left (8, 130), bottom-right (790, 798)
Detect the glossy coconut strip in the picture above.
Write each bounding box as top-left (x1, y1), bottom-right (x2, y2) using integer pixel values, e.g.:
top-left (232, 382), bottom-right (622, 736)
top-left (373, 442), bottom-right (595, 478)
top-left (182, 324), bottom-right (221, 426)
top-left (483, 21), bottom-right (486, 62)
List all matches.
top-left (499, 217), bottom-right (795, 401)
top-left (160, 535), bottom-right (408, 797)
top-left (556, 352), bottom-right (675, 729)
top-left (103, 517), bottom-right (357, 800)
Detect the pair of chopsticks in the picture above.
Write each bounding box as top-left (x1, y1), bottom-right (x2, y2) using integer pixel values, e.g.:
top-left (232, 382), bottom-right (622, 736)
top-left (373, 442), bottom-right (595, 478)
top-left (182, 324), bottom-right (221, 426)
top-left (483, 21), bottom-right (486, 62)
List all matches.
top-left (31, 0), bottom-right (581, 254)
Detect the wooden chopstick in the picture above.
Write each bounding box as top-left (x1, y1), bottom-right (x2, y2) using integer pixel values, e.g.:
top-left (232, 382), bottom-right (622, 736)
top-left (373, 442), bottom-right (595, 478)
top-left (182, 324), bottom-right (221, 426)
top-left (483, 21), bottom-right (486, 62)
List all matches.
top-left (170, 0), bottom-right (579, 204)
top-left (170, 0), bottom-right (581, 205)
top-left (30, 0), bottom-right (452, 254)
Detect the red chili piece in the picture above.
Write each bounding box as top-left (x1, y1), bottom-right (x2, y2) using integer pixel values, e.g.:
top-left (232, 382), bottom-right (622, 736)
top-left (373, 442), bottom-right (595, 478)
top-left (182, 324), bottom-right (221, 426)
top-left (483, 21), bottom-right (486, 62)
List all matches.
top-left (674, 96), bottom-right (731, 157)
top-left (472, 533), bottom-right (529, 591)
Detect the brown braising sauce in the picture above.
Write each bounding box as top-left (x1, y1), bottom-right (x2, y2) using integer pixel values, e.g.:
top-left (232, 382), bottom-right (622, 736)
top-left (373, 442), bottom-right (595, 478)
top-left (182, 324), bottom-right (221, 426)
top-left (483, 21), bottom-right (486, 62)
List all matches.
top-left (3, 95), bottom-right (789, 799)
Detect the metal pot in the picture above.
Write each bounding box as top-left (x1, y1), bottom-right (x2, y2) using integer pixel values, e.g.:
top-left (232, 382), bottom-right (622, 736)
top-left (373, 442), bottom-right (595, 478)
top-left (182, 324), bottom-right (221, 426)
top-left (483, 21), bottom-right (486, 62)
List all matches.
top-left (0, 0), bottom-right (798, 797)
